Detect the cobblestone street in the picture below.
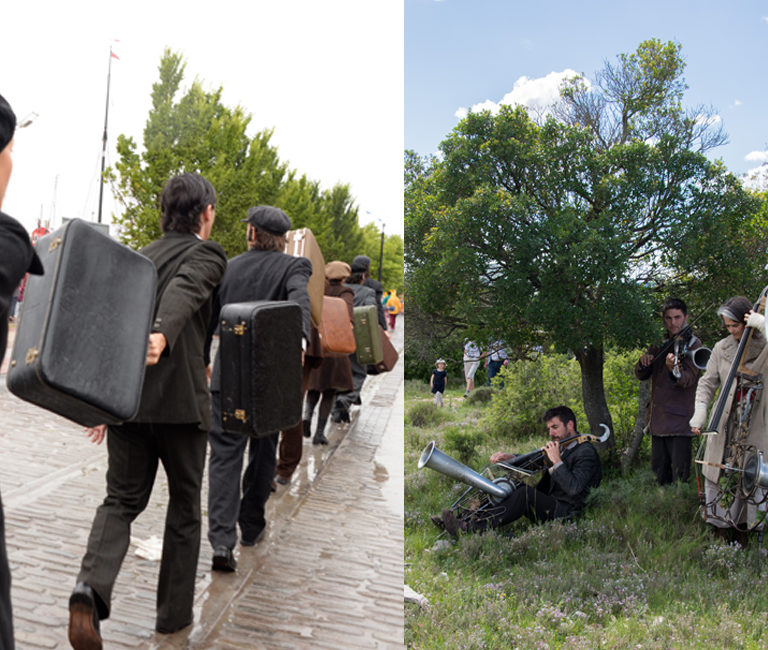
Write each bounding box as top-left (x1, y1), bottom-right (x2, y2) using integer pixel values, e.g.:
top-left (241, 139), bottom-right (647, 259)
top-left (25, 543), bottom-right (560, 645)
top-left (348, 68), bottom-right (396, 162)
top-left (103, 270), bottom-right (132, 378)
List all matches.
top-left (1, 319), bottom-right (404, 649)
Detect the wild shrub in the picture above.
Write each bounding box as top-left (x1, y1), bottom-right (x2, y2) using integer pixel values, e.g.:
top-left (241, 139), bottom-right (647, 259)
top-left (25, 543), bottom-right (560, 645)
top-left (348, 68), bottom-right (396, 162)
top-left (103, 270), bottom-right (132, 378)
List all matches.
top-left (443, 425), bottom-right (484, 465)
top-left (408, 401), bottom-right (448, 428)
top-left (482, 352), bottom-right (582, 441)
top-left (466, 386), bottom-right (493, 404)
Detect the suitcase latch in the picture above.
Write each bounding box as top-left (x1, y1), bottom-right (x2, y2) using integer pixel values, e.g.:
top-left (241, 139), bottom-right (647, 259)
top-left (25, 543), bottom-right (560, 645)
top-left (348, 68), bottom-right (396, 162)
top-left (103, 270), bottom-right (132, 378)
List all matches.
top-left (235, 409), bottom-right (247, 422)
top-left (48, 237), bottom-right (62, 252)
top-left (25, 347), bottom-right (39, 365)
top-left (221, 321), bottom-right (247, 336)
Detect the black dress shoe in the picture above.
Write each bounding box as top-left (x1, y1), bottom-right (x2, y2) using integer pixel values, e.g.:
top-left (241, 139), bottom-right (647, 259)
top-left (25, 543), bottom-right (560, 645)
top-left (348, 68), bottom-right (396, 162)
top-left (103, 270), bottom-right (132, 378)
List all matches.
top-left (312, 432), bottom-right (329, 445)
top-left (275, 474), bottom-right (290, 485)
top-left (212, 546), bottom-right (237, 572)
top-left (241, 528), bottom-right (265, 546)
top-left (69, 582), bottom-right (102, 650)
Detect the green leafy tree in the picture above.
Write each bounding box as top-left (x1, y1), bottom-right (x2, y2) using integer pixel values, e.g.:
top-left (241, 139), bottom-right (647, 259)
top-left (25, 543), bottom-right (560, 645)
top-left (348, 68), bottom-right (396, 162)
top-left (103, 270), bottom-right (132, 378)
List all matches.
top-left (110, 49), bottom-right (286, 256)
top-left (405, 40), bottom-right (766, 439)
top-left (108, 49), bottom-right (404, 286)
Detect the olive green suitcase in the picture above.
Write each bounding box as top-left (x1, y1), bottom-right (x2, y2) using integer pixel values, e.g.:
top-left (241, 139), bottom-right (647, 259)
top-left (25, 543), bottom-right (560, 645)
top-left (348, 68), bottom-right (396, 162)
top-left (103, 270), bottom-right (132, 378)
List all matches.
top-left (353, 304), bottom-right (383, 364)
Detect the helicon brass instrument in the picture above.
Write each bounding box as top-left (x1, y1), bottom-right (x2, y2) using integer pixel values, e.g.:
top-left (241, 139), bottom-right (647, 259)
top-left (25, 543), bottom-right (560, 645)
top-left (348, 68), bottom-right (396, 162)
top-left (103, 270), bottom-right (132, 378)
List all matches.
top-left (419, 424), bottom-right (610, 527)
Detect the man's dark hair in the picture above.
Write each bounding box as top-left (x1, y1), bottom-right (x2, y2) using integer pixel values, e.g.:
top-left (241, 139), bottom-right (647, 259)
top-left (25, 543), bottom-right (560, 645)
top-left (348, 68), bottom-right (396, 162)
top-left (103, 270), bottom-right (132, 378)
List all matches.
top-left (662, 297), bottom-right (687, 316)
top-left (543, 405), bottom-right (577, 430)
top-left (160, 173), bottom-right (216, 234)
top-left (248, 225), bottom-right (286, 252)
top-left (346, 270), bottom-right (365, 285)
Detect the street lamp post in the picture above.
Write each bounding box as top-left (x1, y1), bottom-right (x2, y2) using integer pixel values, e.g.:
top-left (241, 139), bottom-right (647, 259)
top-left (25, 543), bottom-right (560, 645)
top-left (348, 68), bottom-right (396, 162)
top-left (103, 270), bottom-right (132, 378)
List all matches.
top-left (377, 217), bottom-right (385, 284)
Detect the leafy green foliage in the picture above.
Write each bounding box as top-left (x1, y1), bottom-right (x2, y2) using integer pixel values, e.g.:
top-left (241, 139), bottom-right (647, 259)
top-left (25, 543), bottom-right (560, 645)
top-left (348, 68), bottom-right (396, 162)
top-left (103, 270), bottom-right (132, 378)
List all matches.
top-left (108, 49), bottom-right (403, 290)
top-left (405, 39), bottom-right (768, 436)
top-left (443, 425), bottom-right (484, 465)
top-left (405, 382), bottom-right (768, 648)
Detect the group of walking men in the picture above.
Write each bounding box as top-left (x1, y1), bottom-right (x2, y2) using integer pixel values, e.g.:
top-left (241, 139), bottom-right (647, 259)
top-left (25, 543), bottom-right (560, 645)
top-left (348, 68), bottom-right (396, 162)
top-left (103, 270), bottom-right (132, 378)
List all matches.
top-left (0, 91), bottom-right (385, 650)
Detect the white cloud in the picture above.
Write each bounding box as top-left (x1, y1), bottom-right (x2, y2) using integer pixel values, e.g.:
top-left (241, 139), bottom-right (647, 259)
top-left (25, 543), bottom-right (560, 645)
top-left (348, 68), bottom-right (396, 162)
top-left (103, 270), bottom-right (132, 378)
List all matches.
top-left (694, 114), bottom-right (722, 127)
top-left (746, 150), bottom-right (768, 163)
top-left (456, 69), bottom-right (585, 119)
top-left (734, 99), bottom-right (743, 106)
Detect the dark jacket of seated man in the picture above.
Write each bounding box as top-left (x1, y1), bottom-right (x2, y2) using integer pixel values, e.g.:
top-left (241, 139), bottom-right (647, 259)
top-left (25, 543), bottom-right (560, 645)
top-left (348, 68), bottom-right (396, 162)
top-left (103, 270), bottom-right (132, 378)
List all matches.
top-left (447, 406), bottom-right (602, 534)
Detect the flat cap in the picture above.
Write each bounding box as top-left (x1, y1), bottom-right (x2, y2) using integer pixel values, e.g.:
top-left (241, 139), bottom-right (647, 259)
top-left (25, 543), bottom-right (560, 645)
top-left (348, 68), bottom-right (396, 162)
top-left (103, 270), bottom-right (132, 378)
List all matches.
top-left (325, 260), bottom-right (351, 280)
top-left (351, 255), bottom-right (371, 272)
top-left (0, 93), bottom-right (16, 153)
top-left (241, 205), bottom-right (292, 235)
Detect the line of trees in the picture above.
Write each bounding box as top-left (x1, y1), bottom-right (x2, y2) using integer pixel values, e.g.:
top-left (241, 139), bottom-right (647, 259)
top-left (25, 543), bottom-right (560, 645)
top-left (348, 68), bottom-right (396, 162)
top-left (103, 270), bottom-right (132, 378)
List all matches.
top-left (107, 49), bottom-right (403, 292)
top-left (405, 39), bottom-right (768, 438)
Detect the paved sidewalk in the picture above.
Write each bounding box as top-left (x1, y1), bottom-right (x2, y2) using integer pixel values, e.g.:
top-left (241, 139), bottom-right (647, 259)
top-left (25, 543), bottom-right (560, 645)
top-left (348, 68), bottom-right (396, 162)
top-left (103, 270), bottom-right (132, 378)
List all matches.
top-left (1, 319), bottom-right (404, 649)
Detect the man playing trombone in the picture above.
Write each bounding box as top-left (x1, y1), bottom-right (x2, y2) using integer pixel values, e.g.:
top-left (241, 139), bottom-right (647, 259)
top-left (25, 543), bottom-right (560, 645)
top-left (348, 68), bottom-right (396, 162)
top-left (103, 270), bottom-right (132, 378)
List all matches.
top-left (435, 406), bottom-right (602, 537)
top-left (635, 298), bottom-right (704, 485)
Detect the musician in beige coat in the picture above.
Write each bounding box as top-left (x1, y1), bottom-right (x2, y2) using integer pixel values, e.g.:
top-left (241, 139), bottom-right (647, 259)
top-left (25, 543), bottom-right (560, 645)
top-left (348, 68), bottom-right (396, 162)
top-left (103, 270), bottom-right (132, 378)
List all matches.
top-left (690, 296), bottom-right (768, 540)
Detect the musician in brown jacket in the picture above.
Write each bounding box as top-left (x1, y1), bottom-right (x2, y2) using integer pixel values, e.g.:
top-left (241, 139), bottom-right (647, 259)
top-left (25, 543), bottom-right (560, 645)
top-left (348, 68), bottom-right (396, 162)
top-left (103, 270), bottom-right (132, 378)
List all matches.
top-left (635, 298), bottom-right (702, 485)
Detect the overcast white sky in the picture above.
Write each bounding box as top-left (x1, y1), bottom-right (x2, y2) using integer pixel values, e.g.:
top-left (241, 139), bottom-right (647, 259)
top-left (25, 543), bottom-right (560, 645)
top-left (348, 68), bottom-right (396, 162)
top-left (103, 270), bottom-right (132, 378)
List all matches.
top-left (1, 0), bottom-right (404, 237)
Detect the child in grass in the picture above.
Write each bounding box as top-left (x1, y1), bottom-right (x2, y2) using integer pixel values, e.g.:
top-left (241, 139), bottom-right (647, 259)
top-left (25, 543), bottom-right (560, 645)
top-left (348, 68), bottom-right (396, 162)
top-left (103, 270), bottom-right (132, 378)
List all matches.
top-left (430, 358), bottom-right (447, 407)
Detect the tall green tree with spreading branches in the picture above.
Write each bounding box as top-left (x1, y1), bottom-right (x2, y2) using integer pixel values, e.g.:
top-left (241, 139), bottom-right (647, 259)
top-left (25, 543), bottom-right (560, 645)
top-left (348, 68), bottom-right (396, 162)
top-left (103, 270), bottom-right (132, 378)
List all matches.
top-left (405, 39), bottom-right (767, 439)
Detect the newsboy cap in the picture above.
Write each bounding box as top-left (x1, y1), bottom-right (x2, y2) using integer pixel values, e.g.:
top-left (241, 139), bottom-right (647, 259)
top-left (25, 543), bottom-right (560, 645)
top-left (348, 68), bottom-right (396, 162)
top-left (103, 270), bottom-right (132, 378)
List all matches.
top-left (325, 260), bottom-right (351, 281)
top-left (351, 255), bottom-right (371, 272)
top-left (241, 205), bottom-right (292, 235)
top-left (0, 93), bottom-right (16, 153)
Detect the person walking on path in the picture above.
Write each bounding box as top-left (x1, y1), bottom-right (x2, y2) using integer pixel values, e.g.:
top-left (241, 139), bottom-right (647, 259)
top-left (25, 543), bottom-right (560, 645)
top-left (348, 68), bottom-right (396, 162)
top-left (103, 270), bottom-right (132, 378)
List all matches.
top-left (303, 261), bottom-right (355, 445)
top-left (207, 206), bottom-right (311, 573)
top-left (431, 358), bottom-right (447, 407)
top-left (0, 91), bottom-right (45, 650)
top-left (68, 173), bottom-right (227, 648)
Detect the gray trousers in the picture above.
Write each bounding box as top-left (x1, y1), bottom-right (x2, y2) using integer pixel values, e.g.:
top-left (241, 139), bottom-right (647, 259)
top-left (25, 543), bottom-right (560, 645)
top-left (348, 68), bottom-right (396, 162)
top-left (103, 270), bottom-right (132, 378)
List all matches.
top-left (208, 392), bottom-right (277, 548)
top-left (77, 422), bottom-right (207, 632)
top-left (333, 353), bottom-right (367, 414)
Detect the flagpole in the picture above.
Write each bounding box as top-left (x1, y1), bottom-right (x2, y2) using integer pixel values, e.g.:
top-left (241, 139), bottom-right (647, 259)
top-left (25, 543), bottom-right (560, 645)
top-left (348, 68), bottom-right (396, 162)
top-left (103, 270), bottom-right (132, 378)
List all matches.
top-left (97, 45), bottom-right (114, 224)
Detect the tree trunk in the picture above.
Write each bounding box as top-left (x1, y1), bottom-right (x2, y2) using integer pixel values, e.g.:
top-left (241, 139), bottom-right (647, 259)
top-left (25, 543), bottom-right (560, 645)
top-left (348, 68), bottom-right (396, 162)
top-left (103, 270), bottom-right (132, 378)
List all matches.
top-left (574, 344), bottom-right (615, 455)
top-left (621, 379), bottom-right (650, 474)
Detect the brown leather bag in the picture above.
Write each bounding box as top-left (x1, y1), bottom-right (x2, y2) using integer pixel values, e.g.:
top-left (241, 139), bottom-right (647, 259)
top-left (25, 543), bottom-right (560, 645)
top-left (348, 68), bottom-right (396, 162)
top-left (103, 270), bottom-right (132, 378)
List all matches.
top-left (319, 296), bottom-right (356, 357)
top-left (367, 326), bottom-right (399, 374)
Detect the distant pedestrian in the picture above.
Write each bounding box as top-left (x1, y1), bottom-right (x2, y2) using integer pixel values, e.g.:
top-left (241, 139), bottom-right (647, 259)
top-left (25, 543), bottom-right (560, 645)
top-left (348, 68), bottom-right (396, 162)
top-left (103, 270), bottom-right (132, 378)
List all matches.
top-left (485, 340), bottom-right (508, 387)
top-left (384, 289), bottom-right (401, 330)
top-left (463, 340), bottom-right (481, 397)
top-left (431, 358), bottom-right (447, 407)
top-left (331, 259), bottom-right (377, 422)
top-left (303, 261), bottom-right (354, 445)
top-left (352, 254), bottom-right (387, 330)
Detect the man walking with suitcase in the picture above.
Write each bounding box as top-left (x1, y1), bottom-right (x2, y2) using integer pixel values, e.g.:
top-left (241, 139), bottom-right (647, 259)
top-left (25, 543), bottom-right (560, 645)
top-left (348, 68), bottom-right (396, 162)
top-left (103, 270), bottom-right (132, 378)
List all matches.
top-left (68, 173), bottom-right (227, 648)
top-left (207, 205), bottom-right (311, 573)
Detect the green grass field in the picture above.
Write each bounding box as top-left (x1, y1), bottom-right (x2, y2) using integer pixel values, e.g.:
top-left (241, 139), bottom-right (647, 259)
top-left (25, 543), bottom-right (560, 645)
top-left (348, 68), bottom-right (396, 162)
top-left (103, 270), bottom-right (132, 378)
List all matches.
top-left (405, 381), bottom-right (768, 649)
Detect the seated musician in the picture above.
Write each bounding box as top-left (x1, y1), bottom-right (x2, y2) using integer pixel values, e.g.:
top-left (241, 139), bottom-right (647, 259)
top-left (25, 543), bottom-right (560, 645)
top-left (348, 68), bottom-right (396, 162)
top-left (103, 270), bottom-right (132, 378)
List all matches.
top-left (435, 406), bottom-right (602, 537)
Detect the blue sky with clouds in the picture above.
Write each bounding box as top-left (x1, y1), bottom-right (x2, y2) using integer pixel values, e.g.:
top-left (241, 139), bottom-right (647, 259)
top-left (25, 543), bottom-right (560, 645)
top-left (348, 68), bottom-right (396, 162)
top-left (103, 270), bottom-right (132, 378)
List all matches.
top-left (405, 0), bottom-right (768, 176)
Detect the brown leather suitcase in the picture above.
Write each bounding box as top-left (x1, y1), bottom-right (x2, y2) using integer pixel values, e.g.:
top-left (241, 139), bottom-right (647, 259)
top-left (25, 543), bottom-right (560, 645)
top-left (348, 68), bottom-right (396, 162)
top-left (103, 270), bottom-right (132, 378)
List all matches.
top-left (218, 300), bottom-right (303, 436)
top-left (284, 228), bottom-right (325, 328)
top-left (318, 295), bottom-right (355, 357)
top-left (6, 218), bottom-right (157, 426)
top-left (367, 327), bottom-right (399, 374)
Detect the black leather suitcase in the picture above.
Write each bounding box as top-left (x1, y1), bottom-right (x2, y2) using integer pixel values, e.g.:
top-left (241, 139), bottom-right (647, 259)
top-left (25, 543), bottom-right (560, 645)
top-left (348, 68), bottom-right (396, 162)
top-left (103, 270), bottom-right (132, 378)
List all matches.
top-left (219, 301), bottom-right (303, 436)
top-left (6, 219), bottom-right (157, 426)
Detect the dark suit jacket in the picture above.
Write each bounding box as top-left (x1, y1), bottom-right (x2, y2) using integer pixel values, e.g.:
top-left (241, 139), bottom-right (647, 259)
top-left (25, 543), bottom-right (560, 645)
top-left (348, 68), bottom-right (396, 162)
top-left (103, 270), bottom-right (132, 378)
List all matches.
top-left (537, 440), bottom-right (601, 518)
top-left (209, 248), bottom-right (312, 392)
top-left (132, 232), bottom-right (226, 429)
top-left (0, 212), bottom-right (43, 355)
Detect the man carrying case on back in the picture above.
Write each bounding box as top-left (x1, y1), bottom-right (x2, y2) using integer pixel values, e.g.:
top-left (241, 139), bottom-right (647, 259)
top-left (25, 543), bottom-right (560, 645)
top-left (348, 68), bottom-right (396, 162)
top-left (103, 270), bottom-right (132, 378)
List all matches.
top-left (68, 173), bottom-right (227, 648)
top-left (0, 91), bottom-right (44, 650)
top-left (207, 205), bottom-right (311, 573)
